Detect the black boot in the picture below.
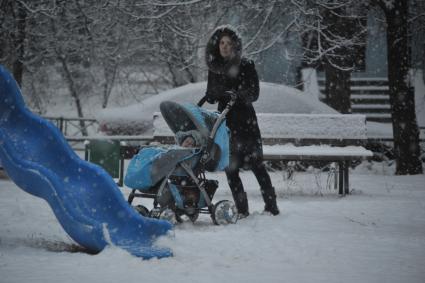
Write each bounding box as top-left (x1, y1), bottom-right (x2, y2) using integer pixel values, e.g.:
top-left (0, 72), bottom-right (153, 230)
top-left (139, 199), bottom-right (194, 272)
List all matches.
top-left (226, 168), bottom-right (249, 218)
top-left (261, 187), bottom-right (280, 216)
top-left (233, 191), bottom-right (249, 218)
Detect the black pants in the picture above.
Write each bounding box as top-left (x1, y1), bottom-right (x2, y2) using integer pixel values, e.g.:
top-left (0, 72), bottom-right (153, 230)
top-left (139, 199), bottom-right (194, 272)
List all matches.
top-left (225, 159), bottom-right (276, 213)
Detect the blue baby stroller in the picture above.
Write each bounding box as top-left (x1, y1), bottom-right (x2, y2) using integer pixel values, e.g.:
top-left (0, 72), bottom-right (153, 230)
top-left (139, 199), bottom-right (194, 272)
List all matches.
top-left (124, 99), bottom-right (238, 225)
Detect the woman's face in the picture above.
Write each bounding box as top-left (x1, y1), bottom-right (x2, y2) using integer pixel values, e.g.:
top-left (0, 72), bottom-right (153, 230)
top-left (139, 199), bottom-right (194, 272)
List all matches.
top-left (219, 35), bottom-right (233, 59)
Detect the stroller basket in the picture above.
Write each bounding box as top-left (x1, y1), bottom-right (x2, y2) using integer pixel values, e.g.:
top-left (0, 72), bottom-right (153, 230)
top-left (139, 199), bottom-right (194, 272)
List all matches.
top-left (169, 176), bottom-right (218, 209)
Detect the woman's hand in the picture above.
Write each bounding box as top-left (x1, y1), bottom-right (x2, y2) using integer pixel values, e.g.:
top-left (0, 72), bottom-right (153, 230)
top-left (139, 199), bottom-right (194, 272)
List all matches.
top-left (224, 90), bottom-right (237, 101)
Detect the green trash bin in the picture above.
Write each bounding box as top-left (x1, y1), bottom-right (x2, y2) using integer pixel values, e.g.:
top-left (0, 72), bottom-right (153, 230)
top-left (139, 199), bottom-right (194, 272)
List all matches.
top-left (85, 139), bottom-right (124, 186)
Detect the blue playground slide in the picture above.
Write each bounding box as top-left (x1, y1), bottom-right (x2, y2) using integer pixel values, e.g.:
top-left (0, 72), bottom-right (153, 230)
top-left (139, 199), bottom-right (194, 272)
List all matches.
top-left (0, 65), bottom-right (172, 259)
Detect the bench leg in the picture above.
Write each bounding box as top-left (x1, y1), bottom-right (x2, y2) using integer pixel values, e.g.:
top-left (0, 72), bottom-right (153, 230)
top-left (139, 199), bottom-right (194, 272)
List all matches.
top-left (337, 161), bottom-right (350, 196)
top-left (331, 162), bottom-right (338, 191)
top-left (118, 157), bottom-right (124, 187)
top-left (344, 160), bottom-right (350, 195)
top-left (338, 161), bottom-right (344, 195)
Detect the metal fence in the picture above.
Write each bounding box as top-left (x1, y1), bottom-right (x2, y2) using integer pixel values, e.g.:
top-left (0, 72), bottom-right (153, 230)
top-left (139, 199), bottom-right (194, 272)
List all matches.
top-left (42, 116), bottom-right (99, 150)
top-left (43, 116), bottom-right (99, 137)
top-left (42, 116), bottom-right (154, 151)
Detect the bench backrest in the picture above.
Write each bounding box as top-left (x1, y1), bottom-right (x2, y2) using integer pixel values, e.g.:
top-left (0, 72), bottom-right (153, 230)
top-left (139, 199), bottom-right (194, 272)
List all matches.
top-left (257, 113), bottom-right (367, 145)
top-left (153, 113), bottom-right (368, 146)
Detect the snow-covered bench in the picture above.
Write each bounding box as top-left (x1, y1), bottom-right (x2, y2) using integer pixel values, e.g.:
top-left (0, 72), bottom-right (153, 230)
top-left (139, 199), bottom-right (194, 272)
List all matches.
top-left (152, 113), bottom-right (373, 195)
top-left (262, 144), bottom-right (372, 195)
top-left (90, 113), bottom-right (372, 193)
top-left (257, 114), bottom-right (373, 195)
top-left (257, 113), bottom-right (369, 146)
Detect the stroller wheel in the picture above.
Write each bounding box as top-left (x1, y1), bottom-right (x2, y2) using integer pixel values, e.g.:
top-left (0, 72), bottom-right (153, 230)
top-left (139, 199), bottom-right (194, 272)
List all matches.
top-left (159, 208), bottom-right (177, 224)
top-left (134, 205), bottom-right (150, 217)
top-left (212, 200), bottom-right (238, 225)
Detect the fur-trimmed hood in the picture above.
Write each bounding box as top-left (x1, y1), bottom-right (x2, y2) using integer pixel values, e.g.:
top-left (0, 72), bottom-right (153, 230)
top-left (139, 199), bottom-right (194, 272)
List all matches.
top-left (205, 25), bottom-right (242, 76)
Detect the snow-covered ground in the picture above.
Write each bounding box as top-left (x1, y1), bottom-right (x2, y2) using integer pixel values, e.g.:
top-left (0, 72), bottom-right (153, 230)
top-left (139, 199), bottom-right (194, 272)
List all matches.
top-left (1, 161), bottom-right (424, 283)
top-left (1, 68), bottom-right (424, 282)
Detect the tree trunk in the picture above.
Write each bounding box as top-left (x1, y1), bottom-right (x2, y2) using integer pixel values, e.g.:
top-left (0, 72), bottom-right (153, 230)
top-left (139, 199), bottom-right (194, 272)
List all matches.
top-left (324, 64), bottom-right (352, 114)
top-left (167, 61), bottom-right (180, 87)
top-left (319, 4), bottom-right (366, 114)
top-left (185, 67), bottom-right (196, 84)
top-left (58, 56), bottom-right (88, 136)
top-left (11, 1), bottom-right (27, 87)
top-left (382, 1), bottom-right (422, 174)
top-left (102, 63), bottom-right (118, 109)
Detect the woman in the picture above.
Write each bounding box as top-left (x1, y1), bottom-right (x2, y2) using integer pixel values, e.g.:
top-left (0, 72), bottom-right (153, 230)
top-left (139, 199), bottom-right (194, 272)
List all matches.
top-left (205, 26), bottom-right (279, 217)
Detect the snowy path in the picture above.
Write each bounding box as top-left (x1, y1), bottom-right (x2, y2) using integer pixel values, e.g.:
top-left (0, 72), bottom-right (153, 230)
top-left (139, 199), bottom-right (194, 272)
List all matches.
top-left (1, 166), bottom-right (425, 283)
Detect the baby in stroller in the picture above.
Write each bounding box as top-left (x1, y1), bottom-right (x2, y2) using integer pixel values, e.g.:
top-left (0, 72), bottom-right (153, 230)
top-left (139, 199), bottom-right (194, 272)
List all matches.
top-left (124, 100), bottom-right (238, 225)
top-left (176, 129), bottom-right (205, 148)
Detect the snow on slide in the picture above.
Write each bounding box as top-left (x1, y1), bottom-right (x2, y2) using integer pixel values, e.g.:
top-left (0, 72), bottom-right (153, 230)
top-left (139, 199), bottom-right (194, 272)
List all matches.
top-left (0, 65), bottom-right (172, 259)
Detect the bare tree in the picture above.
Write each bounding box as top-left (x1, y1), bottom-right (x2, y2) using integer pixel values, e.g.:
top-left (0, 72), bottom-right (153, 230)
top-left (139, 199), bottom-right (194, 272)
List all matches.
top-left (371, 0), bottom-right (422, 174)
top-left (290, 0), bottom-right (367, 113)
top-left (410, 0), bottom-right (425, 80)
top-left (287, 0), bottom-right (422, 174)
top-left (0, 0), bottom-right (27, 86)
top-left (321, 3), bottom-right (367, 113)
top-left (136, 0), bottom-right (230, 86)
top-left (2, 0), bottom-right (421, 172)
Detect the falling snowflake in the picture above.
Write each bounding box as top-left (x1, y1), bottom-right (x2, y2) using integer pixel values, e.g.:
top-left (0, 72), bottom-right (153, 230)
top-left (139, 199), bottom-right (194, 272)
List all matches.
top-left (382, 0), bottom-right (395, 10)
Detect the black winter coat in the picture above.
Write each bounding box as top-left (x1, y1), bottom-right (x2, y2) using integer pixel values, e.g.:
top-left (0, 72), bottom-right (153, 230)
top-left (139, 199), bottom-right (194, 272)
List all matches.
top-left (206, 58), bottom-right (263, 168)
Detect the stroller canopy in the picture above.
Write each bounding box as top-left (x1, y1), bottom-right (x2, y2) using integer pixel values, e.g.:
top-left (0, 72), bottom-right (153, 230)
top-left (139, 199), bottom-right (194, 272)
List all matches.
top-left (160, 101), bottom-right (209, 139)
top-left (160, 101), bottom-right (229, 170)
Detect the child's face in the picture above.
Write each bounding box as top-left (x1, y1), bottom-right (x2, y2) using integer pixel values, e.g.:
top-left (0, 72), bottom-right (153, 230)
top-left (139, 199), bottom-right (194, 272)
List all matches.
top-left (181, 136), bottom-right (195, 147)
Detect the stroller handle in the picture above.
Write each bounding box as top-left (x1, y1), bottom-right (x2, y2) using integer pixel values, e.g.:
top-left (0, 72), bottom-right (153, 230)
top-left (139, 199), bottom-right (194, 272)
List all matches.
top-left (200, 97), bottom-right (236, 165)
top-left (197, 94), bottom-right (236, 109)
top-left (197, 94), bottom-right (235, 142)
top-left (201, 98), bottom-right (235, 165)
top-left (209, 97), bottom-right (235, 139)
top-left (197, 96), bottom-right (208, 107)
